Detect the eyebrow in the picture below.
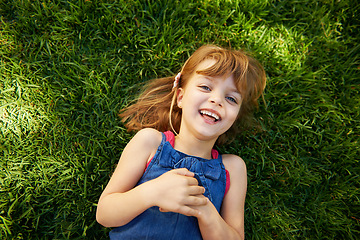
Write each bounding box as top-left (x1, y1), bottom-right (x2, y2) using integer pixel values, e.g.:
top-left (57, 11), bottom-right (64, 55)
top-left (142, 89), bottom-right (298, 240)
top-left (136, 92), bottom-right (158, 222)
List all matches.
top-left (229, 86), bottom-right (241, 95)
top-left (203, 76), bottom-right (241, 95)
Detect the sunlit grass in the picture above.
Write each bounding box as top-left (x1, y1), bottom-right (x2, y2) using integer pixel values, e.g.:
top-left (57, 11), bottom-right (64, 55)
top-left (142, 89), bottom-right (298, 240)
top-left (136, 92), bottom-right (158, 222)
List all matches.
top-left (0, 0), bottom-right (359, 239)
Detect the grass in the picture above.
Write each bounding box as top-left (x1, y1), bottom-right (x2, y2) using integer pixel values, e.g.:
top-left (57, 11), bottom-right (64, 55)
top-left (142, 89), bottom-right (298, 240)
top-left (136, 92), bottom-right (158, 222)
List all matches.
top-left (0, 0), bottom-right (359, 239)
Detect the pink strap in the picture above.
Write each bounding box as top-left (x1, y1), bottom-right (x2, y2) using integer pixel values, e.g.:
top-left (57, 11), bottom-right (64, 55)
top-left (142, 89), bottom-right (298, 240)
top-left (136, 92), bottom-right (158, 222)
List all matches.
top-left (146, 131), bottom-right (230, 196)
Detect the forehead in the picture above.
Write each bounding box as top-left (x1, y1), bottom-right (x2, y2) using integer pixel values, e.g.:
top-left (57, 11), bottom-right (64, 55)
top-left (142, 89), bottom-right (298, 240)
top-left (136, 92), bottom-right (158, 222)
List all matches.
top-left (193, 59), bottom-right (239, 91)
top-left (194, 58), bottom-right (217, 72)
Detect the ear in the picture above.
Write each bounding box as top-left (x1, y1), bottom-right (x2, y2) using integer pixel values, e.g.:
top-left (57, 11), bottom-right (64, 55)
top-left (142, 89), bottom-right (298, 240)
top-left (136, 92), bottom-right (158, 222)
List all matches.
top-left (176, 88), bottom-right (184, 108)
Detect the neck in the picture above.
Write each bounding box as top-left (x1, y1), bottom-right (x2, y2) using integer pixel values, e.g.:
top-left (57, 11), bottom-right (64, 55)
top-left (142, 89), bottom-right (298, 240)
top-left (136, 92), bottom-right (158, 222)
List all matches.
top-left (174, 132), bottom-right (217, 159)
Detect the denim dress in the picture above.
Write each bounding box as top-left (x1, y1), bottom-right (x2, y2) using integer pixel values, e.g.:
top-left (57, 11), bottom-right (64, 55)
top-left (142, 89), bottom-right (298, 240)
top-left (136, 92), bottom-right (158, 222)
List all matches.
top-left (109, 131), bottom-right (227, 240)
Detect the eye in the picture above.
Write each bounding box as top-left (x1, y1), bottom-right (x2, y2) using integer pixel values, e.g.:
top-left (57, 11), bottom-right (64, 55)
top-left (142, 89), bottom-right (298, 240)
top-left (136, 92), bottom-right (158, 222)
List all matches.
top-left (226, 96), bottom-right (238, 104)
top-left (199, 85), bottom-right (211, 91)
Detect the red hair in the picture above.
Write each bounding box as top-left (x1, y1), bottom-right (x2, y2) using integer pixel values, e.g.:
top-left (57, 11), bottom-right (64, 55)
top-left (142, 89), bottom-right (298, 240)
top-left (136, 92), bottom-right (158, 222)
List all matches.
top-left (120, 45), bottom-right (266, 145)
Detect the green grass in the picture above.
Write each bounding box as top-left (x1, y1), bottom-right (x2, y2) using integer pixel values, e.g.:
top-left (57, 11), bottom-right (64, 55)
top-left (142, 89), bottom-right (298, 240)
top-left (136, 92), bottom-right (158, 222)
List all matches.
top-left (0, 0), bottom-right (359, 239)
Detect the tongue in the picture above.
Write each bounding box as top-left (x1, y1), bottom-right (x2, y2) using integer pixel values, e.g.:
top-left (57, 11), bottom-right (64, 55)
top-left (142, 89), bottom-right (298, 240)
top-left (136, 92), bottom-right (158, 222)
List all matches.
top-left (202, 114), bottom-right (216, 122)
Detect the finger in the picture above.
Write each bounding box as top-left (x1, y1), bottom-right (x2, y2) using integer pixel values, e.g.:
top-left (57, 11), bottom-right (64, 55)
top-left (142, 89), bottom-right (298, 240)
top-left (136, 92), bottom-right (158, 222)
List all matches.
top-left (178, 206), bottom-right (201, 217)
top-left (159, 207), bottom-right (169, 213)
top-left (184, 195), bottom-right (209, 206)
top-left (173, 168), bottom-right (194, 177)
top-left (188, 185), bottom-right (205, 195)
top-left (186, 176), bottom-right (199, 186)
top-left (159, 206), bottom-right (200, 217)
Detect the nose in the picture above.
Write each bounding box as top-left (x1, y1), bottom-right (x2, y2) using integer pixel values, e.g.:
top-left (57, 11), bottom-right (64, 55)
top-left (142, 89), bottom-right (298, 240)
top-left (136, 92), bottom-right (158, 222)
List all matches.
top-left (209, 91), bottom-right (223, 107)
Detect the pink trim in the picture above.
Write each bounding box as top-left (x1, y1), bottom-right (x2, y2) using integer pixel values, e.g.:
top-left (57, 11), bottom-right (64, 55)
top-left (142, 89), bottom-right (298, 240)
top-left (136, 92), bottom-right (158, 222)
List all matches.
top-left (225, 169), bottom-right (230, 195)
top-left (211, 149), bottom-right (219, 159)
top-left (164, 131), bottom-right (175, 146)
top-left (144, 131), bottom-right (230, 196)
top-left (145, 157), bottom-right (152, 169)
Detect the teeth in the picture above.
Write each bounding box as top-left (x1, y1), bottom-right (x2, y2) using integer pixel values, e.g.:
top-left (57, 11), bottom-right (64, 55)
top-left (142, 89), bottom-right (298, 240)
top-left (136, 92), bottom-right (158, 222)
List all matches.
top-left (200, 110), bottom-right (220, 120)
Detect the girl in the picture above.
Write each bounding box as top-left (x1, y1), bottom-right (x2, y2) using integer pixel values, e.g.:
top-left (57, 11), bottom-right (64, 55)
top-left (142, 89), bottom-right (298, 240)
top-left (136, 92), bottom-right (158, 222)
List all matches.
top-left (96, 45), bottom-right (266, 239)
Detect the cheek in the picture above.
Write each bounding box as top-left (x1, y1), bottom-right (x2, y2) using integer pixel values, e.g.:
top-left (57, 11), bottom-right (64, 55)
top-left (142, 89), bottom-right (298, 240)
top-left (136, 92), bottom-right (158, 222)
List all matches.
top-left (229, 107), bottom-right (241, 123)
top-left (184, 90), bottom-right (202, 105)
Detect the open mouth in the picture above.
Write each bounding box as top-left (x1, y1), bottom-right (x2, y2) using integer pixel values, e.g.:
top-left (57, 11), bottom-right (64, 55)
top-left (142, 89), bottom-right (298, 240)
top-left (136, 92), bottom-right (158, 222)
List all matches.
top-left (199, 110), bottom-right (221, 122)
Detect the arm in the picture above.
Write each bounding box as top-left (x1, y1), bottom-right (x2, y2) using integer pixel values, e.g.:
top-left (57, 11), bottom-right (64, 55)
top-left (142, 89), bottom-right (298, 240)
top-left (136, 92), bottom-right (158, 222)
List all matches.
top-left (96, 128), bottom-right (207, 227)
top-left (195, 154), bottom-right (248, 240)
top-left (96, 128), bottom-right (161, 227)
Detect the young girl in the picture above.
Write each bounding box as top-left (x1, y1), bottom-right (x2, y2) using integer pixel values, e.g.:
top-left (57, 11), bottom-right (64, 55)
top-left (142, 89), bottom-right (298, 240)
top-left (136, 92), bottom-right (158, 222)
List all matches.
top-left (96, 45), bottom-right (266, 239)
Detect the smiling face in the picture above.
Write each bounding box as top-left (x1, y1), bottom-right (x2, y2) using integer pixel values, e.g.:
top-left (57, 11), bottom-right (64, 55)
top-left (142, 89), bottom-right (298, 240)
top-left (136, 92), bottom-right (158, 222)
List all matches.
top-left (177, 59), bottom-right (242, 143)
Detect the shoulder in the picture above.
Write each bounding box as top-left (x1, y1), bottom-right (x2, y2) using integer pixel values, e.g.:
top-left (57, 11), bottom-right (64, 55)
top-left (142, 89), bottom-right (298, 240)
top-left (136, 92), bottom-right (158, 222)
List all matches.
top-left (222, 154), bottom-right (247, 177)
top-left (122, 128), bottom-right (163, 163)
top-left (221, 154), bottom-right (247, 196)
top-left (135, 128), bottom-right (163, 141)
top-left (131, 128), bottom-right (163, 149)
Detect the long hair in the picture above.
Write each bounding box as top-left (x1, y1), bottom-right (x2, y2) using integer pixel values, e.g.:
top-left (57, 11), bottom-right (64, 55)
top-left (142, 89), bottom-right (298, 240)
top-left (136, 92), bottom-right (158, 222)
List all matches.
top-left (120, 45), bottom-right (266, 145)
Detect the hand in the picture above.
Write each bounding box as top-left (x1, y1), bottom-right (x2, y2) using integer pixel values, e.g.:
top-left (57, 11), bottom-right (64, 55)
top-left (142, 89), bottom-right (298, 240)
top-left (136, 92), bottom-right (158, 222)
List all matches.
top-left (190, 197), bottom-right (216, 222)
top-left (149, 168), bottom-right (208, 217)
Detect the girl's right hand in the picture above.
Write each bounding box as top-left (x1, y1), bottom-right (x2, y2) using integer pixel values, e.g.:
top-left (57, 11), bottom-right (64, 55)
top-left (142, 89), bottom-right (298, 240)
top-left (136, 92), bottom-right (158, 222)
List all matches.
top-left (148, 168), bottom-right (208, 217)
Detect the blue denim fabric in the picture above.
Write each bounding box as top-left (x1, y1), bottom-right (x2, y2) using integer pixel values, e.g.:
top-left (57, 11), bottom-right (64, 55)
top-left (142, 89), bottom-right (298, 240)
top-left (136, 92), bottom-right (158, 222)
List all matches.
top-left (110, 132), bottom-right (226, 240)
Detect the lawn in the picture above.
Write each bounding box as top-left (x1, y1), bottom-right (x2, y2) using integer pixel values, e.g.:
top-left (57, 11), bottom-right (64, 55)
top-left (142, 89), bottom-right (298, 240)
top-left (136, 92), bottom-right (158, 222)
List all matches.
top-left (0, 0), bottom-right (359, 239)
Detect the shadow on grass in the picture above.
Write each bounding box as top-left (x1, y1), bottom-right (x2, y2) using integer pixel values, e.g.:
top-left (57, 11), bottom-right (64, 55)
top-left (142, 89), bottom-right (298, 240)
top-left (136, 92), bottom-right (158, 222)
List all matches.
top-left (0, 0), bottom-right (359, 239)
